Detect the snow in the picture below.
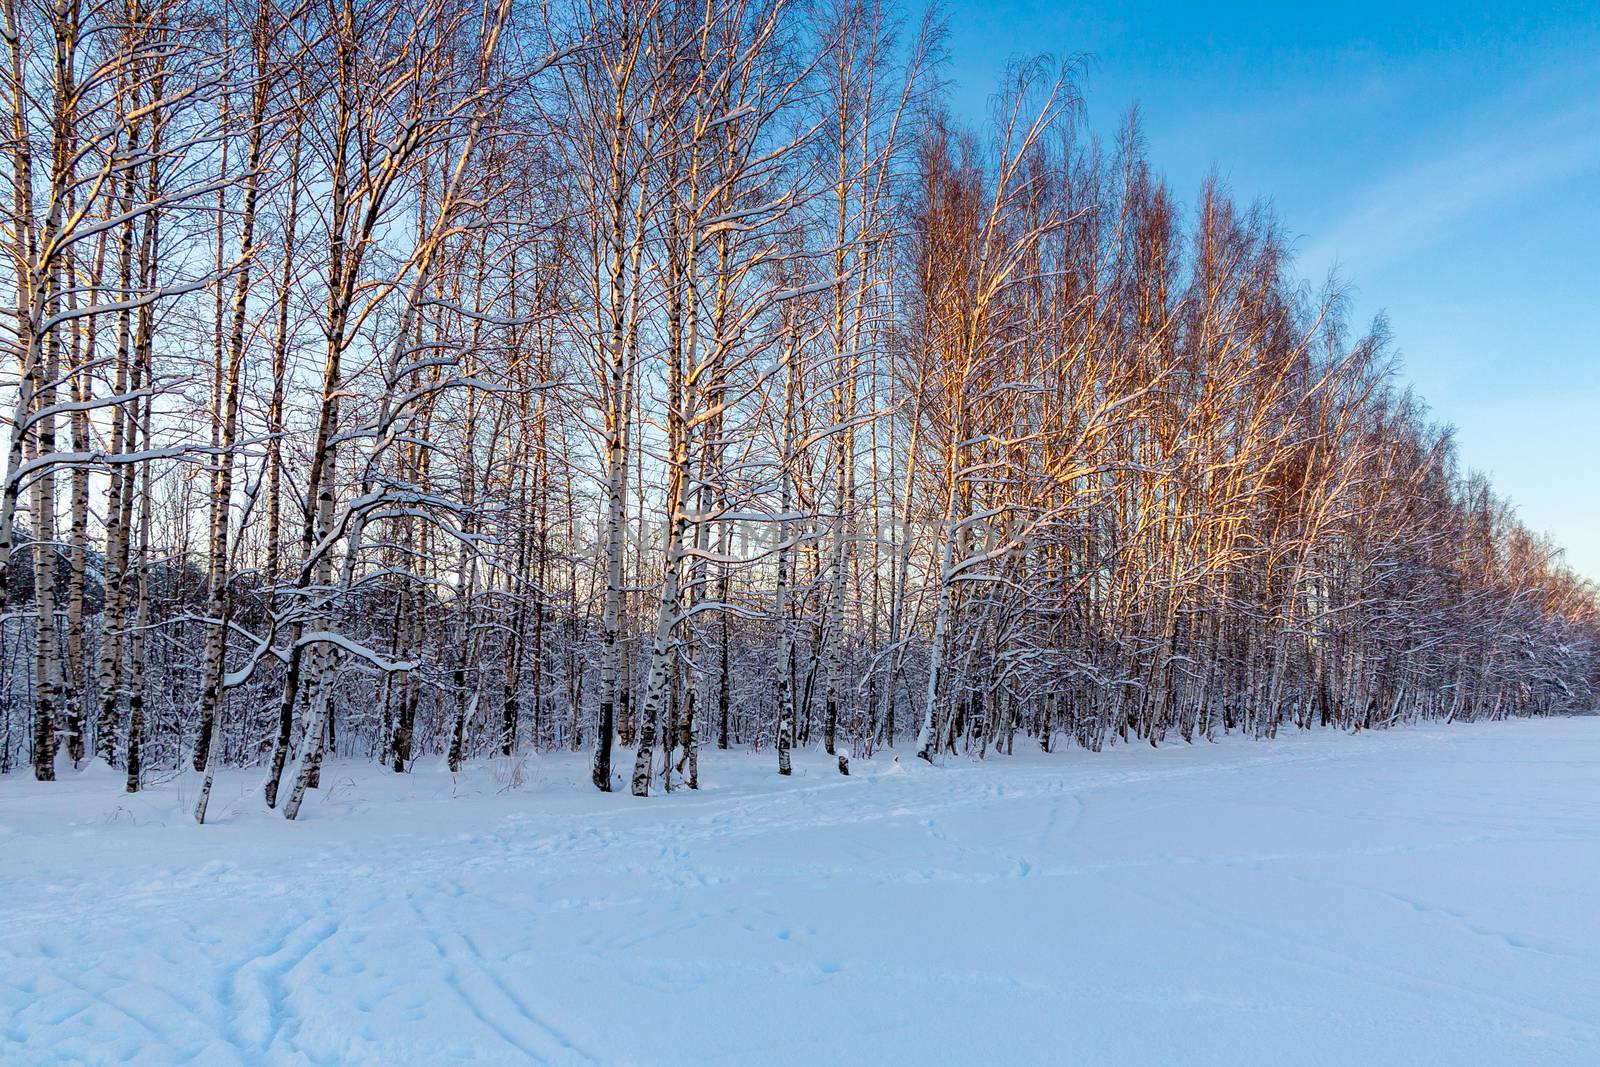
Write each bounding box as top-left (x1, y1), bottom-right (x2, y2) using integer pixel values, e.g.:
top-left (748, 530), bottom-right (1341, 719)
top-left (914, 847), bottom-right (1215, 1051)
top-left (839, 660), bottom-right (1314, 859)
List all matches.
top-left (3, 717), bottom-right (1599, 1066)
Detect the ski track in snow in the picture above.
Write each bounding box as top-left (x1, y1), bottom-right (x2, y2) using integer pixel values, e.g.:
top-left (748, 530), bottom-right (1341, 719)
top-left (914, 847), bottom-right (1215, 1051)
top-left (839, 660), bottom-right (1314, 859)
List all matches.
top-left (3, 717), bottom-right (1600, 1065)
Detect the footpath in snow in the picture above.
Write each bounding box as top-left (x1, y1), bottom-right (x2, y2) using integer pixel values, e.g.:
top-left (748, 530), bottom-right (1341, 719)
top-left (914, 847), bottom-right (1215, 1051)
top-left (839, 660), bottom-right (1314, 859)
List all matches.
top-left (3, 716), bottom-right (1599, 1065)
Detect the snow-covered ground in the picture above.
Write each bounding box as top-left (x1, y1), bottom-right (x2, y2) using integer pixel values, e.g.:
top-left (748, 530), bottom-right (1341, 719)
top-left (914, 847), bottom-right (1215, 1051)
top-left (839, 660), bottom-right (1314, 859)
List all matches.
top-left (3, 717), bottom-right (1598, 1066)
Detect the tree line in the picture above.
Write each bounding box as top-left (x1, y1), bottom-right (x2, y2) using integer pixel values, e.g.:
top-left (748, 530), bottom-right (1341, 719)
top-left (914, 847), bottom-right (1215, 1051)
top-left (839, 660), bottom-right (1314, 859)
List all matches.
top-left (2, 0), bottom-right (1594, 817)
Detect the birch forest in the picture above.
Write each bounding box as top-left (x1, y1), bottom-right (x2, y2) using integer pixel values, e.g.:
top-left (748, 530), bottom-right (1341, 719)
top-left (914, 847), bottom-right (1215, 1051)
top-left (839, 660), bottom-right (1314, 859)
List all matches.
top-left (3, 0), bottom-right (1596, 815)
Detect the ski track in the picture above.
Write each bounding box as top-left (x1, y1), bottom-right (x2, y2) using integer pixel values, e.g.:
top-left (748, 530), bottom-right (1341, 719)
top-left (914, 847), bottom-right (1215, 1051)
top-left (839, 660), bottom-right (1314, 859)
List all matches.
top-left (3, 716), bottom-right (1599, 1065)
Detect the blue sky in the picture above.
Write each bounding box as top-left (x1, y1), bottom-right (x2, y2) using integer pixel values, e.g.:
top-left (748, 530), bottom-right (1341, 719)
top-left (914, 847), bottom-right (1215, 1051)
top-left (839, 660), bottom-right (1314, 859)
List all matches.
top-left (930, 0), bottom-right (1600, 579)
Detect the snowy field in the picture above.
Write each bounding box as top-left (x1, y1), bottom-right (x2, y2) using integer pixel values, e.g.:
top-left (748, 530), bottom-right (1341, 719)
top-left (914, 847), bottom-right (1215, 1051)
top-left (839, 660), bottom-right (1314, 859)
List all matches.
top-left (3, 717), bottom-right (1599, 1066)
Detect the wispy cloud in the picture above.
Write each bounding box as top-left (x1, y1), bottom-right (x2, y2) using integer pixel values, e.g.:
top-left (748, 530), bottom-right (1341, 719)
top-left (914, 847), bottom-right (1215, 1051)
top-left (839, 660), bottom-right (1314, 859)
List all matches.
top-left (1304, 96), bottom-right (1600, 277)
